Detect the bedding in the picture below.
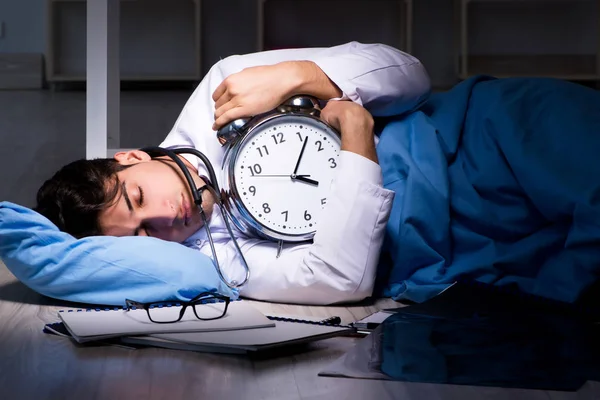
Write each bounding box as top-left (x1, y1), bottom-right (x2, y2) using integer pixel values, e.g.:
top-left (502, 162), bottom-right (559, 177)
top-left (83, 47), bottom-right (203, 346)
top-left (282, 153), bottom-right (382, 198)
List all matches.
top-left (0, 202), bottom-right (237, 306)
top-left (2, 75), bottom-right (599, 307)
top-left (377, 75), bottom-right (600, 304)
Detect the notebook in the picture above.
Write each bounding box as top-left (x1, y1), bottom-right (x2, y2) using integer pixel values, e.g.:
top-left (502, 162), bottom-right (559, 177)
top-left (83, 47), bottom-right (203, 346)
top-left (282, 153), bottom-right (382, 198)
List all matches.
top-left (120, 315), bottom-right (355, 354)
top-left (351, 310), bottom-right (396, 333)
top-left (57, 301), bottom-right (275, 343)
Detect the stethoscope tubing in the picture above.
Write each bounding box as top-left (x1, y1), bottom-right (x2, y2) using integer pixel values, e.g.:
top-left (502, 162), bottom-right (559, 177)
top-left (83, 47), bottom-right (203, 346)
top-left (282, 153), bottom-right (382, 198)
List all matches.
top-left (139, 146), bottom-right (250, 289)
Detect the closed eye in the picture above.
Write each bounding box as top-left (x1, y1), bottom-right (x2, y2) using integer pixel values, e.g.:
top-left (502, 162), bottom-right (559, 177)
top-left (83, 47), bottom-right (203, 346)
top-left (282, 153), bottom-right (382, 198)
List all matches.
top-left (138, 187), bottom-right (149, 236)
top-left (133, 186), bottom-right (146, 237)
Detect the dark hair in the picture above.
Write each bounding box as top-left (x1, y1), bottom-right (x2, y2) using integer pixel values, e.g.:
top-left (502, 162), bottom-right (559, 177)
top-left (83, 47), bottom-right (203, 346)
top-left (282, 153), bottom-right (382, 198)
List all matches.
top-left (35, 158), bottom-right (132, 238)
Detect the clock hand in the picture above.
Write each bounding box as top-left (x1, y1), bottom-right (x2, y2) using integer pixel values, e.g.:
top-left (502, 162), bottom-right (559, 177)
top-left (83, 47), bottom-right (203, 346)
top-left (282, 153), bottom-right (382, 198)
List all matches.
top-left (294, 176), bottom-right (319, 186)
top-left (292, 136), bottom-right (309, 175)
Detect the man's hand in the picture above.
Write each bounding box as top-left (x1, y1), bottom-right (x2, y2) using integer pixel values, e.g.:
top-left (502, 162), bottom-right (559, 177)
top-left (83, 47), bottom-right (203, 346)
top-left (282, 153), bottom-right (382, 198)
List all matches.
top-left (212, 63), bottom-right (296, 130)
top-left (212, 61), bottom-right (343, 131)
top-left (320, 100), bottom-right (378, 163)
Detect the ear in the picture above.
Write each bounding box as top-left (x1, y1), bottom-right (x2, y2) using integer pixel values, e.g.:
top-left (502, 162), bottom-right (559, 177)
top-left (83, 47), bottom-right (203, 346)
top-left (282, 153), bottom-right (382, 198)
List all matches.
top-left (113, 150), bottom-right (152, 165)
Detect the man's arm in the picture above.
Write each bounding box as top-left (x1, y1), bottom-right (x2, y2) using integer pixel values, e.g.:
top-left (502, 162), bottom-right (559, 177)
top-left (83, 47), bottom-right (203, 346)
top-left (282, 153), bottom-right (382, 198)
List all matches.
top-left (160, 41), bottom-right (430, 178)
top-left (211, 41), bottom-right (431, 129)
top-left (211, 60), bottom-right (343, 130)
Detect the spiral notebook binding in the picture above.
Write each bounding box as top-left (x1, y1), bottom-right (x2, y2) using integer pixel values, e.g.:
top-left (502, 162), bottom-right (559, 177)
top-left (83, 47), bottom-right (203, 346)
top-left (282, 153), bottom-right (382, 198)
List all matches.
top-left (266, 315), bottom-right (350, 328)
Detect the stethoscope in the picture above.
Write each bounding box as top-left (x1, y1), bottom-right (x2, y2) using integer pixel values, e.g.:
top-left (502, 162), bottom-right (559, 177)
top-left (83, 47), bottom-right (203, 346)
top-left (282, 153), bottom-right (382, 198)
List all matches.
top-left (140, 146), bottom-right (250, 289)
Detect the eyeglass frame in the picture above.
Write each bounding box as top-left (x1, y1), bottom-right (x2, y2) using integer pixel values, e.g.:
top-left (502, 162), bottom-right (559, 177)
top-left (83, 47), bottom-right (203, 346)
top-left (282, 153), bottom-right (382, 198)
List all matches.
top-left (124, 291), bottom-right (231, 324)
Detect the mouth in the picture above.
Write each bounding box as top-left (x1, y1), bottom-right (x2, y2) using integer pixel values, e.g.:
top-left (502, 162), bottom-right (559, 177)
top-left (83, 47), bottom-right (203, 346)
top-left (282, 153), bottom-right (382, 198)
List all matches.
top-left (181, 193), bottom-right (191, 226)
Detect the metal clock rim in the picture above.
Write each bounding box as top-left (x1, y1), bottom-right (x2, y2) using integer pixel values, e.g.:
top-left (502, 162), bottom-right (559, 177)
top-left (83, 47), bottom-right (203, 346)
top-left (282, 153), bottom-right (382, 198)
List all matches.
top-left (220, 112), bottom-right (341, 243)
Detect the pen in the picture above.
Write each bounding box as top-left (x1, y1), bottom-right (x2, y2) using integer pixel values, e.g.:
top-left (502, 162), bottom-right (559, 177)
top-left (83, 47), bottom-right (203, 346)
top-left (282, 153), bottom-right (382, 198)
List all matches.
top-left (351, 322), bottom-right (381, 330)
top-left (320, 316), bottom-right (342, 325)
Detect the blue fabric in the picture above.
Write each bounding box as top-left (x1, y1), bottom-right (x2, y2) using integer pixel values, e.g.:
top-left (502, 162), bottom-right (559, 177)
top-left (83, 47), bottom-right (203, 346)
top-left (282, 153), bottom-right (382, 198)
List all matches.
top-left (0, 202), bottom-right (238, 306)
top-left (378, 75), bottom-right (600, 303)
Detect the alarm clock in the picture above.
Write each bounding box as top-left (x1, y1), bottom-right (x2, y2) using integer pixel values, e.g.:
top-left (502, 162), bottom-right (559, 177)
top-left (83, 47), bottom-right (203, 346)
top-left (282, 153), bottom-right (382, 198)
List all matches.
top-left (217, 96), bottom-right (341, 243)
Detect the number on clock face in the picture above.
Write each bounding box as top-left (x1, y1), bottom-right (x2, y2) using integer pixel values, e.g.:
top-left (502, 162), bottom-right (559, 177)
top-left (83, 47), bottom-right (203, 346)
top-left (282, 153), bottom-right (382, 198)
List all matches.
top-left (233, 117), bottom-right (340, 236)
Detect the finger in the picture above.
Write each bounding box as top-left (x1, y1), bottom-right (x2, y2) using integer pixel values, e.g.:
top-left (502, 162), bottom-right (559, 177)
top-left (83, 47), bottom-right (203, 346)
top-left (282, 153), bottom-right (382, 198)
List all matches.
top-left (214, 90), bottom-right (231, 111)
top-left (212, 81), bottom-right (228, 102)
top-left (319, 108), bottom-right (333, 123)
top-left (319, 101), bottom-right (337, 117)
top-left (214, 99), bottom-right (237, 121)
top-left (213, 106), bottom-right (248, 131)
top-left (319, 108), bottom-right (340, 130)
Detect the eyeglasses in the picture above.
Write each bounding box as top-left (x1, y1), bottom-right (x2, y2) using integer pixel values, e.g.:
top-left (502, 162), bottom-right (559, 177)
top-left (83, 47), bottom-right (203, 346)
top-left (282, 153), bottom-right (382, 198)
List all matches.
top-left (125, 292), bottom-right (231, 324)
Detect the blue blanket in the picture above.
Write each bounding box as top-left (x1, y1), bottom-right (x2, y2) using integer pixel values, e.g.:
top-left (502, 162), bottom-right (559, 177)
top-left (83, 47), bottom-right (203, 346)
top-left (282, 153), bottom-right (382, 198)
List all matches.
top-left (377, 75), bottom-right (600, 304)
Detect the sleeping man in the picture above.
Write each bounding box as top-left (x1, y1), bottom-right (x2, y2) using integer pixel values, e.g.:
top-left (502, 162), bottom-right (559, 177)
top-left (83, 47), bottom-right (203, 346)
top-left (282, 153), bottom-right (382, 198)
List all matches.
top-left (30, 41), bottom-right (600, 307)
top-left (33, 42), bottom-right (432, 305)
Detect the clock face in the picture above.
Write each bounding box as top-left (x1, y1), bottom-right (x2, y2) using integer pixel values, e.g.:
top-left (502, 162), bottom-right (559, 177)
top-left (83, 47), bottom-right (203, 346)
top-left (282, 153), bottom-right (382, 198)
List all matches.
top-left (232, 115), bottom-right (341, 238)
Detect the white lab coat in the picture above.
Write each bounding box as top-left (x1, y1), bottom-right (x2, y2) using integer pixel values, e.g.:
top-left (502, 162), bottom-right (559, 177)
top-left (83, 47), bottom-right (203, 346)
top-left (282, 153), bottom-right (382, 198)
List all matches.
top-left (159, 42), bottom-right (431, 304)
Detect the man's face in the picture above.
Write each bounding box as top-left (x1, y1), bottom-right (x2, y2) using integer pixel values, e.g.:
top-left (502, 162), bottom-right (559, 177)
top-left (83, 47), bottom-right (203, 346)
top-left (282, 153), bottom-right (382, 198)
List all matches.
top-left (98, 150), bottom-right (207, 243)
